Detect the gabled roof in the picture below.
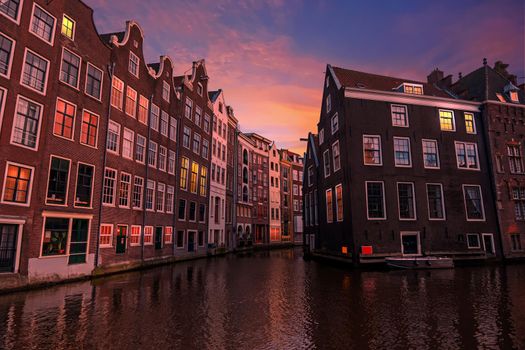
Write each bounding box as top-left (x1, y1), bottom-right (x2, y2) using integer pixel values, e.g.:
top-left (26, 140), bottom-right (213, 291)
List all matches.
top-left (451, 65), bottom-right (524, 104)
top-left (99, 31), bottom-right (125, 44)
top-left (208, 90), bottom-right (221, 103)
top-left (307, 133), bottom-right (319, 168)
top-left (331, 65), bottom-right (450, 98)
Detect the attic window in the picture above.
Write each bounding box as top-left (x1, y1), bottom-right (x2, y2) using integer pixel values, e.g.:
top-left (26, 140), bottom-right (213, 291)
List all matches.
top-left (510, 91), bottom-right (519, 103)
top-left (496, 93), bottom-right (506, 103)
top-left (402, 83), bottom-right (423, 95)
top-left (197, 83), bottom-right (203, 96)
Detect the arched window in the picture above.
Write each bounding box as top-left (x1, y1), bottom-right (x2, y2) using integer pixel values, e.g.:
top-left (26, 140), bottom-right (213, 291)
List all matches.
top-left (243, 149), bottom-right (249, 165)
top-left (245, 226), bottom-right (251, 236)
top-left (238, 225), bottom-right (243, 235)
top-left (242, 167), bottom-right (248, 184)
top-left (242, 185), bottom-right (249, 202)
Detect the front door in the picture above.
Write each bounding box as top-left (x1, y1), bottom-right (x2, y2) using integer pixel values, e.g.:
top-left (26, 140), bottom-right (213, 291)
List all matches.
top-left (116, 225), bottom-right (127, 254)
top-left (188, 231), bottom-right (195, 252)
top-left (309, 234), bottom-right (315, 250)
top-left (482, 234), bottom-right (495, 254)
top-left (401, 232), bottom-right (420, 255)
top-left (0, 224), bottom-right (18, 273)
top-left (155, 227), bottom-right (163, 250)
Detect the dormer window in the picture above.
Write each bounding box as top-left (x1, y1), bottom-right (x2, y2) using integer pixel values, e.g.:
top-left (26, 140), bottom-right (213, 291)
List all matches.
top-left (496, 93), bottom-right (506, 102)
top-left (402, 83), bottom-right (423, 95)
top-left (128, 52), bottom-right (139, 78)
top-left (510, 91), bottom-right (519, 103)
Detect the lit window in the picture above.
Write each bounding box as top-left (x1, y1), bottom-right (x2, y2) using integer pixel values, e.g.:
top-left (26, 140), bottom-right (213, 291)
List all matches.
top-left (510, 91), bottom-right (519, 103)
top-left (41, 218), bottom-right (89, 264)
top-left (391, 104), bottom-right (408, 127)
top-left (46, 156), bottom-right (70, 205)
top-left (464, 113), bottom-right (476, 134)
top-left (0, 32), bottom-right (15, 78)
top-left (111, 77), bottom-right (124, 110)
top-left (455, 142), bottom-right (479, 170)
top-left (125, 86), bottom-right (137, 118)
top-left (61, 15), bottom-right (75, 39)
top-left (85, 64), bottom-right (103, 100)
top-left (99, 224), bottom-right (113, 248)
top-left (427, 184), bottom-right (445, 219)
top-left (128, 51), bottom-right (139, 78)
top-left (21, 49), bottom-right (49, 94)
top-left (403, 83), bottom-right (423, 95)
top-left (11, 96), bottom-right (43, 149)
top-left (80, 110), bottom-right (98, 147)
top-left (422, 139), bottom-right (439, 168)
top-left (393, 137), bottom-right (411, 167)
top-left (463, 185), bottom-right (485, 221)
top-left (144, 226), bottom-right (153, 245)
top-left (180, 157), bottom-right (189, 190)
top-left (165, 226), bottom-right (173, 244)
top-left (496, 93), bottom-right (506, 102)
top-left (130, 226), bottom-right (141, 246)
top-left (397, 182), bottom-right (416, 220)
top-left (53, 99), bottom-right (76, 140)
top-left (200, 166), bottom-right (208, 196)
top-left (325, 188), bottom-right (333, 223)
top-left (332, 141), bottom-right (341, 172)
top-left (138, 95), bottom-right (148, 125)
top-left (190, 162), bottom-right (199, 193)
top-left (30, 4), bottom-right (56, 44)
top-left (439, 110), bottom-right (455, 131)
top-left (335, 184), bottom-right (343, 222)
top-left (363, 135), bottom-right (382, 165)
top-left (2, 162), bottom-right (33, 205)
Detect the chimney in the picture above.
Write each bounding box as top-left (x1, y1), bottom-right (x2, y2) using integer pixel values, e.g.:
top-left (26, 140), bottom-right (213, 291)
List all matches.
top-left (427, 68), bottom-right (444, 84)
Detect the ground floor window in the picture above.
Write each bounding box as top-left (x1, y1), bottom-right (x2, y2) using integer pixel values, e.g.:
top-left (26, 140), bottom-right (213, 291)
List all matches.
top-left (198, 231), bottom-right (204, 247)
top-left (42, 217), bottom-right (89, 264)
top-left (511, 234), bottom-right (522, 251)
top-left (176, 230), bottom-right (184, 248)
top-left (130, 225), bottom-right (141, 246)
top-left (466, 233), bottom-right (480, 249)
top-left (144, 226), bottom-right (153, 245)
top-left (270, 227), bottom-right (280, 241)
top-left (165, 226), bottom-right (173, 244)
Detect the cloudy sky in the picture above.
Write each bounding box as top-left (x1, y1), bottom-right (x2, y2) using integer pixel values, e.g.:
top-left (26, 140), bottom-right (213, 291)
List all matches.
top-left (87, 0), bottom-right (524, 153)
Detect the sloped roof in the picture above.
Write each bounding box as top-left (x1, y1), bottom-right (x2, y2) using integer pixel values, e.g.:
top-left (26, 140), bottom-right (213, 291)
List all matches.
top-left (148, 63), bottom-right (161, 74)
top-left (99, 31), bottom-right (125, 44)
top-left (331, 66), bottom-right (450, 98)
top-left (208, 90), bottom-right (221, 103)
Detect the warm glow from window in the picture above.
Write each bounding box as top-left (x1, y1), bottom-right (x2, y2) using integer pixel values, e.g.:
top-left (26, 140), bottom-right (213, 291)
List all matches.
top-left (464, 113), bottom-right (475, 134)
top-left (341, 246), bottom-right (348, 254)
top-left (61, 15), bottom-right (75, 39)
top-left (403, 83), bottom-right (423, 95)
top-left (439, 110), bottom-right (455, 131)
top-left (510, 91), bottom-right (519, 102)
top-left (496, 93), bottom-right (506, 102)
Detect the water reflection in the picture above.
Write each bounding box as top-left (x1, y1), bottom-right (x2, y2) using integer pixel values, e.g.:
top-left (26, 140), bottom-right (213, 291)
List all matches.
top-left (0, 249), bottom-right (523, 349)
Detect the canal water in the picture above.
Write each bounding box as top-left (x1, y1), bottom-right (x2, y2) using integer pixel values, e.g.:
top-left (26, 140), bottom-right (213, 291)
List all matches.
top-left (0, 248), bottom-right (523, 350)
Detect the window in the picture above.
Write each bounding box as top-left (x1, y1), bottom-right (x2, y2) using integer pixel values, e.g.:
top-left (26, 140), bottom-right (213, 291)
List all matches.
top-left (80, 110), bottom-right (98, 147)
top-left (463, 185), bottom-right (485, 221)
top-left (130, 226), bottom-right (141, 246)
top-left (132, 176), bottom-right (143, 209)
top-left (326, 94), bottom-right (331, 113)
top-left (318, 129), bottom-right (324, 145)
top-left (85, 64), bottom-right (103, 100)
top-left (193, 133), bottom-right (201, 154)
top-left (366, 182), bottom-right (385, 219)
top-left (75, 164), bottom-right (94, 208)
top-left (46, 156), bottom-right (70, 205)
top-left (111, 77), bottom-right (124, 110)
top-left (510, 91), bottom-right (519, 103)
top-left (439, 109), bottom-right (455, 131)
top-left (11, 96), bottom-right (42, 149)
top-left (402, 83), bottom-right (423, 95)
top-left (160, 111), bottom-right (169, 136)
top-left (178, 199), bottom-right (186, 220)
top-left (118, 173), bottom-right (131, 208)
top-left (180, 157), bottom-right (189, 190)
top-left (53, 99), bottom-right (76, 140)
top-left (128, 52), bottom-right (139, 77)
top-left (308, 166), bottom-right (314, 186)
top-left (144, 226), bottom-right (153, 245)
top-left (190, 162), bottom-right (199, 193)
top-left (21, 49), bottom-right (49, 94)
top-left (335, 184), bottom-right (343, 222)
top-left (165, 226), bottom-right (173, 244)
top-left (507, 144), bottom-right (523, 174)
top-left (455, 142), bottom-right (479, 170)
top-left (60, 48), bottom-right (80, 88)
top-left (397, 183), bottom-right (416, 220)
top-left (323, 150), bottom-right (330, 178)
top-left (0, 0), bottom-right (22, 22)
top-left (183, 126), bottom-right (191, 148)
top-left (195, 106), bottom-right (202, 126)
top-left (426, 184), bottom-right (445, 220)
top-left (125, 87), bottom-right (137, 118)
top-left (0, 32), bottom-right (15, 78)
top-left (169, 117), bottom-right (177, 140)
top-left (422, 139), bottom-right (439, 168)
top-left (202, 140), bottom-right (209, 159)
top-left (331, 113), bottom-right (339, 134)
top-left (145, 180), bottom-right (155, 211)
top-left (467, 234), bottom-right (480, 249)
top-left (204, 114), bottom-right (211, 133)
top-left (156, 183), bottom-right (165, 212)
top-left (363, 135), bottom-right (382, 165)
top-left (158, 146), bottom-right (167, 171)
top-left (200, 166), bottom-right (207, 196)
top-left (391, 104), bottom-right (408, 127)
top-left (325, 189), bottom-right (333, 223)
top-left (189, 202), bottom-right (197, 222)
top-left (148, 141), bottom-right (157, 168)
top-left (137, 95), bottom-right (148, 125)
top-left (511, 234), bottom-right (522, 251)
top-left (185, 98), bottom-right (193, 119)
top-left (99, 224), bottom-right (113, 248)
top-left (102, 168), bottom-right (117, 205)
top-left (176, 230), bottom-right (184, 247)
top-left (135, 134), bottom-right (146, 163)
top-left (199, 204), bottom-right (206, 222)
top-left (394, 137), bottom-right (411, 167)
top-left (166, 186), bottom-right (174, 213)
top-left (122, 128), bottom-right (134, 159)
top-left (197, 83), bottom-right (203, 96)
top-left (464, 113), bottom-right (476, 134)
top-left (162, 81), bottom-right (170, 102)
top-left (107, 121), bottom-right (120, 154)
top-left (30, 4), bottom-right (56, 44)
top-left (168, 150), bottom-right (176, 174)
top-left (2, 162), bottom-right (33, 205)
top-left (150, 104), bottom-right (159, 131)
top-left (332, 141), bottom-right (341, 172)
top-left (42, 218), bottom-right (89, 264)
top-left (61, 15), bottom-right (75, 39)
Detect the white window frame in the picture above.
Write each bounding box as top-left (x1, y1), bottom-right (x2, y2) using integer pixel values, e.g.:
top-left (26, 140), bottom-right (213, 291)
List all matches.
top-left (439, 109), bottom-right (456, 132)
top-left (323, 149), bottom-right (330, 178)
top-left (391, 104), bottom-right (409, 127)
top-left (332, 140), bottom-right (341, 172)
top-left (0, 31), bottom-right (16, 79)
top-left (0, 0), bottom-right (24, 24)
top-left (20, 48), bottom-right (50, 96)
top-left (29, 3), bottom-right (56, 46)
top-left (111, 76), bottom-right (124, 110)
top-left (10, 94), bottom-right (44, 151)
top-left (130, 225), bottom-right (141, 247)
top-left (462, 184), bottom-right (486, 222)
top-left (464, 112), bottom-right (476, 134)
top-left (132, 175), bottom-right (144, 210)
top-left (162, 81), bottom-right (170, 102)
top-left (45, 154), bottom-right (71, 207)
top-left (0, 87), bottom-right (5, 135)
top-left (397, 182), bottom-right (417, 221)
top-left (128, 51), bottom-right (140, 78)
top-left (59, 47), bottom-right (81, 90)
top-left (426, 183), bottom-right (446, 221)
top-left (1, 161), bottom-right (35, 207)
top-left (393, 136), bottom-right (412, 168)
top-left (335, 183), bottom-right (343, 222)
top-left (84, 62), bottom-right (104, 102)
top-left (455, 141), bottom-right (480, 171)
top-left (326, 94), bottom-right (331, 113)
top-left (107, 120), bottom-right (121, 155)
top-left (122, 128), bottom-right (134, 160)
top-left (466, 233), bottom-right (481, 249)
top-left (325, 188), bottom-right (333, 223)
top-left (135, 134), bottom-right (146, 164)
top-left (158, 145), bottom-right (167, 172)
top-left (400, 232), bottom-right (422, 256)
top-left (53, 97), bottom-right (77, 142)
top-left (99, 224), bottom-right (114, 248)
top-left (125, 86), bottom-right (137, 118)
top-left (365, 181), bottom-right (386, 220)
top-left (362, 134), bottom-right (382, 166)
top-left (80, 109), bottom-right (99, 149)
top-left (422, 139), bottom-right (440, 169)
top-left (73, 162), bottom-right (95, 209)
top-left (331, 113), bottom-right (339, 134)
top-left (102, 167), bottom-right (117, 207)
top-left (118, 172), bottom-right (131, 208)
top-left (61, 14), bottom-right (76, 40)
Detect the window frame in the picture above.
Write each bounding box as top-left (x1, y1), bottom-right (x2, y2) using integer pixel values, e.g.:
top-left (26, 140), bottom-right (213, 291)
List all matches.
top-left (73, 162), bottom-right (95, 209)
top-left (466, 233), bottom-right (481, 249)
top-left (426, 183), bottom-right (446, 221)
top-left (462, 184), bottom-right (486, 222)
top-left (325, 188), bottom-right (333, 223)
top-left (45, 155), bottom-right (71, 207)
top-left (363, 134), bottom-right (382, 166)
top-left (464, 112), bottom-right (476, 134)
top-left (0, 0), bottom-right (24, 24)
top-left (323, 149), bottom-right (330, 178)
top-left (332, 140), bottom-right (341, 172)
top-left (59, 47), bottom-right (81, 90)
top-left (53, 97), bottom-right (77, 142)
top-left (102, 167), bottom-right (117, 206)
top-left (80, 109), bottom-right (99, 149)
top-left (99, 224), bottom-right (113, 248)
top-left (61, 14), bottom-right (75, 40)
top-left (365, 181), bottom-right (386, 220)
top-left (1, 161), bottom-right (35, 207)
top-left (0, 31), bottom-right (16, 79)
top-left (455, 141), bottom-right (480, 171)
top-left (84, 62), bottom-right (104, 101)
top-left (125, 86), bottom-right (137, 118)
top-left (393, 136), bottom-right (412, 168)
top-left (106, 120), bottom-right (121, 155)
top-left (0, 87), bottom-right (6, 136)
top-left (331, 113), bottom-right (339, 134)
top-left (10, 94), bottom-right (44, 151)
top-left (397, 182), bottom-right (417, 221)
top-left (28, 3), bottom-right (56, 46)
top-left (335, 183), bottom-right (343, 222)
top-left (391, 104), bottom-right (409, 127)
top-left (20, 48), bottom-right (50, 95)
top-left (118, 172), bottom-right (131, 208)
top-left (422, 139), bottom-right (440, 169)
top-left (128, 51), bottom-right (140, 78)
top-left (439, 109), bottom-right (456, 132)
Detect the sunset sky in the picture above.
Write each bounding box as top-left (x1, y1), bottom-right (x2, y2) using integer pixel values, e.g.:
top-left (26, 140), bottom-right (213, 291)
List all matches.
top-left (87, 0), bottom-right (524, 154)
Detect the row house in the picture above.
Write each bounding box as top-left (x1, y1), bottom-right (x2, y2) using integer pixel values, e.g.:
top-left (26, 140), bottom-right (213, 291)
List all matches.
top-left (269, 142), bottom-right (281, 242)
top-left (304, 64), bottom-right (500, 264)
top-left (279, 149), bottom-right (304, 244)
top-left (236, 133), bottom-right (255, 245)
top-left (225, 106), bottom-right (238, 249)
top-left (0, 0), bottom-right (110, 280)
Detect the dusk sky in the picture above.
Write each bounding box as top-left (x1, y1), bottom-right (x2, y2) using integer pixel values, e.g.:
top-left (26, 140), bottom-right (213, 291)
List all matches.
top-left (87, 0), bottom-right (524, 153)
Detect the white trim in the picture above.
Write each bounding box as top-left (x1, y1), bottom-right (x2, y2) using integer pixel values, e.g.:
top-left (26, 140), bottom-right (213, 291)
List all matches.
top-left (58, 47), bottom-right (81, 90)
top-left (464, 112), bottom-right (477, 134)
top-left (327, 65), bottom-right (342, 90)
top-left (0, 0), bottom-right (24, 24)
top-left (362, 134), bottom-right (382, 166)
top-left (125, 85), bottom-right (137, 118)
top-left (335, 183), bottom-right (343, 222)
top-left (365, 181), bottom-right (386, 220)
top-left (84, 62), bottom-right (104, 102)
top-left (462, 184), bottom-right (486, 222)
top-left (60, 14), bottom-right (76, 41)
top-left (128, 51), bottom-right (140, 78)
top-left (122, 127), bottom-right (134, 160)
top-left (39, 215), bottom-right (92, 262)
top-left (422, 139), bottom-right (440, 169)
top-left (118, 171), bottom-right (132, 209)
top-left (73, 162), bottom-right (95, 209)
top-left (400, 231), bottom-right (421, 256)
top-left (107, 120), bottom-right (121, 155)
top-left (132, 175), bottom-right (144, 210)
top-left (80, 109), bottom-right (100, 149)
top-left (53, 97), bottom-right (77, 142)
top-left (0, 219), bottom-right (24, 273)
top-left (393, 136), bottom-right (412, 168)
top-left (99, 223), bottom-right (114, 248)
top-left (322, 149), bottom-right (330, 178)
top-left (143, 226), bottom-right (153, 246)
top-left (390, 104), bottom-right (409, 127)
top-left (325, 188), bottom-right (333, 223)
top-left (481, 233), bottom-right (495, 254)
top-left (332, 140), bottom-right (341, 172)
top-left (466, 233), bottom-right (481, 249)
top-left (130, 225), bottom-right (141, 247)
top-left (28, 3), bottom-right (56, 46)
top-left (1, 161), bottom-right (35, 207)
top-left (0, 31), bottom-right (16, 79)
top-left (45, 154), bottom-right (72, 207)
top-left (426, 183), bottom-right (446, 221)
top-left (397, 182), bottom-right (417, 221)
top-left (10, 95), bottom-right (44, 151)
top-left (438, 109), bottom-right (456, 132)
top-left (454, 141), bottom-right (480, 171)
top-left (0, 87), bottom-right (7, 135)
top-left (345, 87), bottom-right (481, 112)
top-left (20, 48), bottom-right (50, 96)
top-left (331, 112), bottom-right (339, 134)
top-left (102, 167), bottom-right (118, 207)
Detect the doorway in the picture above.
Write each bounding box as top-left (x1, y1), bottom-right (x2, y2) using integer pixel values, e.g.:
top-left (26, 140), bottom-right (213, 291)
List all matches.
top-left (401, 232), bottom-right (421, 256)
top-left (116, 225), bottom-right (127, 254)
top-left (0, 224), bottom-right (18, 272)
top-left (482, 233), bottom-right (495, 255)
top-left (155, 227), bottom-right (163, 250)
top-left (187, 231), bottom-right (195, 252)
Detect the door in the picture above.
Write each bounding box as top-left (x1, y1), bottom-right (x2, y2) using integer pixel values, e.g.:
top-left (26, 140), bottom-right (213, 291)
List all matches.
top-left (155, 227), bottom-right (163, 250)
top-left (309, 234), bottom-right (315, 250)
top-left (482, 234), bottom-right (495, 254)
top-left (69, 219), bottom-right (88, 265)
top-left (401, 232), bottom-right (420, 256)
top-left (116, 225), bottom-right (127, 254)
top-left (0, 224), bottom-right (18, 273)
top-left (188, 231), bottom-right (195, 252)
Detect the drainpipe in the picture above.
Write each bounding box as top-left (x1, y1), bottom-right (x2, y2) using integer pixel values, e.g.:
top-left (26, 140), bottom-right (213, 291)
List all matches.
top-left (94, 61), bottom-right (115, 269)
top-left (141, 94), bottom-right (154, 262)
